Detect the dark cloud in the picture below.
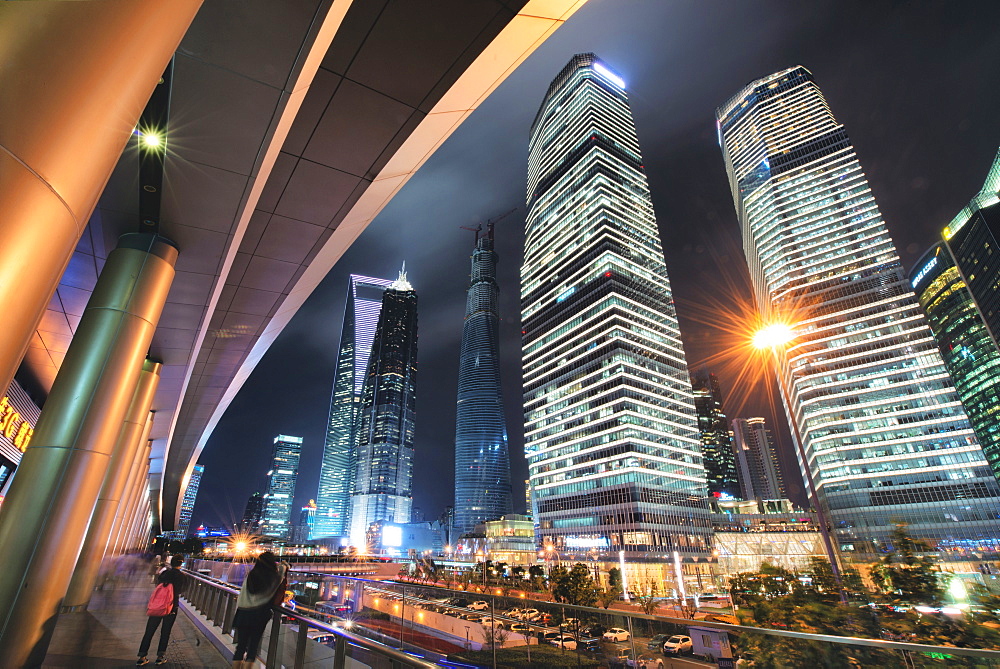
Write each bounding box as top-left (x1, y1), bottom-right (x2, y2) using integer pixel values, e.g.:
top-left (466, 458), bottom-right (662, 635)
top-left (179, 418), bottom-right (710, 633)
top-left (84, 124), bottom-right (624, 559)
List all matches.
top-left (194, 0), bottom-right (1000, 528)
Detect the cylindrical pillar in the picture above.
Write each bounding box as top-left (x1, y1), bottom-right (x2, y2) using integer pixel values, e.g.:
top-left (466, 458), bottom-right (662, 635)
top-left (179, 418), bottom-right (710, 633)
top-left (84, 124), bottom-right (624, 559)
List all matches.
top-left (123, 454), bottom-right (153, 555)
top-left (0, 233), bottom-right (177, 666)
top-left (63, 360), bottom-right (162, 610)
top-left (0, 0), bottom-right (201, 398)
top-left (109, 415), bottom-right (154, 557)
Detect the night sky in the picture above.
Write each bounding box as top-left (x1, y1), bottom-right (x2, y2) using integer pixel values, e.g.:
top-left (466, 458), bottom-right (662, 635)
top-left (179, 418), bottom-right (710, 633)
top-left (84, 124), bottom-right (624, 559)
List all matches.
top-left (192, 0), bottom-right (1000, 531)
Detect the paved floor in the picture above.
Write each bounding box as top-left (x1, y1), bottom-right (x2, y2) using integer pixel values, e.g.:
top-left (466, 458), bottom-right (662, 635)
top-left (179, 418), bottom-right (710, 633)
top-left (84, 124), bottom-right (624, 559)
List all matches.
top-left (45, 580), bottom-right (229, 668)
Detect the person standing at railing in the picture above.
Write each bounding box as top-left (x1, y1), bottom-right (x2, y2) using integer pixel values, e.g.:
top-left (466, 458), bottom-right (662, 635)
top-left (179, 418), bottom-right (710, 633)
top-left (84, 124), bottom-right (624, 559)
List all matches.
top-left (231, 551), bottom-right (289, 668)
top-left (137, 554), bottom-right (187, 665)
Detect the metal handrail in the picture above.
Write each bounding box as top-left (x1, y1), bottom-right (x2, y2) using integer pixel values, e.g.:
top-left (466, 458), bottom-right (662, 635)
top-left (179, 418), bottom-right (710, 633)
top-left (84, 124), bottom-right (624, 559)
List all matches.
top-left (181, 569), bottom-right (438, 669)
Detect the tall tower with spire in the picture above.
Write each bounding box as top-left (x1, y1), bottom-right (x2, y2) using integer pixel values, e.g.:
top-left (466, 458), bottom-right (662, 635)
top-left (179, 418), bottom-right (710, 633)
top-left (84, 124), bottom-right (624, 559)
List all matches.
top-left (348, 266), bottom-right (418, 546)
top-left (455, 223), bottom-right (511, 533)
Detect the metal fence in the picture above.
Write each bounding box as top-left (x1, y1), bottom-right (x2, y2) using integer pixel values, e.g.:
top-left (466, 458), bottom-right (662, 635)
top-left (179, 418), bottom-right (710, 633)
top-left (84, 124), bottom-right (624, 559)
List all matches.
top-left (182, 570), bottom-right (437, 669)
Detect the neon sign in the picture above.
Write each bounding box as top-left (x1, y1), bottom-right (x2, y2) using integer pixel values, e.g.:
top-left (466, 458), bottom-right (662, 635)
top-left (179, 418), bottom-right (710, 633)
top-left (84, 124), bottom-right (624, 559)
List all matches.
top-left (911, 256), bottom-right (938, 288)
top-left (0, 397), bottom-right (33, 452)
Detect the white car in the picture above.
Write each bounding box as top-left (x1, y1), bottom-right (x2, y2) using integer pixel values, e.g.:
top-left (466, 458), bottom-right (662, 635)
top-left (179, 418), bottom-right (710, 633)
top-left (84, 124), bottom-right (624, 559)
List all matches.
top-left (502, 608), bottom-right (523, 618)
top-left (603, 627), bottom-right (630, 642)
top-left (559, 617), bottom-right (582, 630)
top-left (548, 634), bottom-right (578, 650)
top-left (520, 608), bottom-right (542, 621)
top-left (468, 600), bottom-right (489, 611)
top-left (662, 635), bottom-right (692, 655)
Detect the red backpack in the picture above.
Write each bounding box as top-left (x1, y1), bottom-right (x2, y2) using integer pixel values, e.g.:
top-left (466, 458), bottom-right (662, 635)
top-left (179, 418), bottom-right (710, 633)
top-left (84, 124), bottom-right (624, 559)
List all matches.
top-left (146, 582), bottom-right (174, 617)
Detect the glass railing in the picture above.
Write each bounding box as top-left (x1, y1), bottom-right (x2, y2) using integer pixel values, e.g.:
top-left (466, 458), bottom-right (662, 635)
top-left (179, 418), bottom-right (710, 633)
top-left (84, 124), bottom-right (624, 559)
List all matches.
top-left (181, 570), bottom-right (437, 669)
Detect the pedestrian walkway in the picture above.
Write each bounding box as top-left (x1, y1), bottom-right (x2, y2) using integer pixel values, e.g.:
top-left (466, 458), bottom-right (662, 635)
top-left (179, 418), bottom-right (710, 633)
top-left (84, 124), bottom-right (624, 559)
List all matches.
top-left (45, 580), bottom-right (228, 668)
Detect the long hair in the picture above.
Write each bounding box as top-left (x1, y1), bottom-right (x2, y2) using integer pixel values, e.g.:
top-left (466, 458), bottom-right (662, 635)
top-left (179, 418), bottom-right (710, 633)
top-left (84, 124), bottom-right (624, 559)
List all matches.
top-left (245, 551), bottom-right (280, 595)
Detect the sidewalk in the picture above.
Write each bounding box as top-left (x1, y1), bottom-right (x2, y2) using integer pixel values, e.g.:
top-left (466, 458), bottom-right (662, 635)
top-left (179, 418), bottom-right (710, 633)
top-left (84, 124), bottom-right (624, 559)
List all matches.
top-left (45, 580), bottom-right (229, 668)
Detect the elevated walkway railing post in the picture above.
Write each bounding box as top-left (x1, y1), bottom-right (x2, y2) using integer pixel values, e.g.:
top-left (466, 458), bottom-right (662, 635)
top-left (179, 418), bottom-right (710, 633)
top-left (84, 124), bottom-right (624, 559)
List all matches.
top-left (180, 570), bottom-right (438, 669)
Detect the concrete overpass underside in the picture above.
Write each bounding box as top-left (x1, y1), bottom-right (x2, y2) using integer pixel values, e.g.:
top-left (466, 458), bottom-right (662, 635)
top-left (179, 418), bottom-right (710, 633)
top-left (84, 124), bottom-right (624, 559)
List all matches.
top-left (16, 0), bottom-right (586, 531)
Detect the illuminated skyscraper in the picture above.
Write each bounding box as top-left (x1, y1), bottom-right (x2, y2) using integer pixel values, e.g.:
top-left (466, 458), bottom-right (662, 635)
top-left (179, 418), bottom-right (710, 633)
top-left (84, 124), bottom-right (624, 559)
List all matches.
top-left (912, 152), bottom-right (1000, 483)
top-left (262, 435), bottom-right (302, 540)
top-left (349, 268), bottom-right (418, 546)
top-left (455, 224), bottom-right (511, 533)
top-left (240, 491), bottom-right (265, 533)
top-left (691, 371), bottom-right (740, 498)
top-left (523, 54), bottom-right (711, 565)
top-left (732, 418), bottom-right (785, 501)
top-left (941, 149), bottom-right (1000, 343)
top-left (176, 463), bottom-right (204, 537)
top-left (717, 66), bottom-right (1000, 559)
top-left (315, 274), bottom-right (393, 539)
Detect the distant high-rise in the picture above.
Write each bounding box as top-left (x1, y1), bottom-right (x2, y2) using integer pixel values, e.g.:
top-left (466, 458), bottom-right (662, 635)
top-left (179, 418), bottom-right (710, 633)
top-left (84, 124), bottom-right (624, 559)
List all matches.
top-left (732, 418), bottom-right (785, 501)
top-left (176, 464), bottom-right (204, 537)
top-left (262, 435), bottom-right (303, 540)
top-left (315, 275), bottom-right (394, 539)
top-left (454, 223), bottom-right (511, 533)
top-left (349, 268), bottom-right (418, 546)
top-left (241, 491), bottom-right (265, 533)
top-left (691, 372), bottom-right (740, 498)
top-left (717, 66), bottom-right (1000, 558)
top-left (523, 54), bottom-right (710, 564)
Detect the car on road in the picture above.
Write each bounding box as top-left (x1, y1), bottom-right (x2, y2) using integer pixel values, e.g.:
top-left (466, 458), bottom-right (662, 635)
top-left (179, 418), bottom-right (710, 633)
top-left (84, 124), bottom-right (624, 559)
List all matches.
top-left (306, 630), bottom-right (336, 647)
top-left (603, 627), bottom-right (631, 642)
top-left (467, 600), bottom-right (489, 611)
top-left (661, 635), bottom-right (693, 655)
top-left (508, 622), bottom-right (533, 635)
top-left (647, 634), bottom-right (670, 651)
top-left (520, 608), bottom-right (542, 621)
top-left (559, 617), bottom-right (582, 630)
top-left (548, 634), bottom-right (578, 650)
top-left (502, 607), bottom-right (523, 618)
top-left (540, 630), bottom-right (564, 642)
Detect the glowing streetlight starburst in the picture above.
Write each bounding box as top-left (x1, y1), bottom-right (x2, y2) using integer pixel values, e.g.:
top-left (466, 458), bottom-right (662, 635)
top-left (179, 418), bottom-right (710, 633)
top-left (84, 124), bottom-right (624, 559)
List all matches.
top-left (752, 323), bottom-right (795, 350)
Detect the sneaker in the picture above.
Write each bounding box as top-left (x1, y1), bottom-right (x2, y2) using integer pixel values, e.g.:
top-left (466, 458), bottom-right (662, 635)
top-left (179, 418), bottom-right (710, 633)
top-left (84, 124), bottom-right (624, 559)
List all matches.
top-left (154, 657), bottom-right (166, 666)
top-left (136, 659), bottom-right (148, 667)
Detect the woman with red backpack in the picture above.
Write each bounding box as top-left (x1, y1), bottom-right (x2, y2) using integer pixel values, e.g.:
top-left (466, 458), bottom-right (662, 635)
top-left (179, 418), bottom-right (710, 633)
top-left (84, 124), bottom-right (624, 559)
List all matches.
top-left (137, 554), bottom-right (187, 665)
top-left (231, 551), bottom-right (289, 668)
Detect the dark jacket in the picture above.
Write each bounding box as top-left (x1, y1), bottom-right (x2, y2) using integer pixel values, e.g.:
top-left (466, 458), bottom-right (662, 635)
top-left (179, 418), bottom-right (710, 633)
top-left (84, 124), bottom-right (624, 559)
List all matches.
top-left (157, 567), bottom-right (187, 613)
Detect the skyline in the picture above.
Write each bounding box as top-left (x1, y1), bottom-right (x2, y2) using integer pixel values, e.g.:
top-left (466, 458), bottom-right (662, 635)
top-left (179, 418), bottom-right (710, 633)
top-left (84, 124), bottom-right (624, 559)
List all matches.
top-left (191, 0), bottom-right (1000, 532)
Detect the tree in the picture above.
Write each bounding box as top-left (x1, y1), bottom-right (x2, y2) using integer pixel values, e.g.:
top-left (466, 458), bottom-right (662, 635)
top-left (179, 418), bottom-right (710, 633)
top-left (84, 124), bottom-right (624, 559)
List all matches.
top-left (528, 564), bottom-right (546, 591)
top-left (870, 526), bottom-right (945, 606)
top-left (597, 586), bottom-right (620, 609)
top-left (482, 621), bottom-right (509, 649)
top-left (551, 564), bottom-right (599, 607)
top-left (608, 567), bottom-right (623, 594)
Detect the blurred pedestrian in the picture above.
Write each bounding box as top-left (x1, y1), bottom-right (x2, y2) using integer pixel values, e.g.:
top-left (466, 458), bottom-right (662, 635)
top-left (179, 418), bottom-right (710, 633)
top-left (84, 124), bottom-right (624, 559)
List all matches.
top-left (231, 551), bottom-right (289, 668)
top-left (137, 554), bottom-right (187, 665)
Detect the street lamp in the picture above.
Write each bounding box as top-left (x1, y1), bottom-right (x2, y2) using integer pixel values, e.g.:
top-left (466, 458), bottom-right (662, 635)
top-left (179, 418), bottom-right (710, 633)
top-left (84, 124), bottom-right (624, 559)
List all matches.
top-left (753, 321), bottom-right (848, 605)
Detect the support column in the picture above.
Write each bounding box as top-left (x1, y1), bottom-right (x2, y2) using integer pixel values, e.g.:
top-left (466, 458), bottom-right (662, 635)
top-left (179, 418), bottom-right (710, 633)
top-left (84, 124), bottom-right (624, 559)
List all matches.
top-left (109, 415), bottom-right (154, 558)
top-left (63, 360), bottom-right (161, 610)
top-left (0, 0), bottom-right (200, 398)
top-left (0, 233), bottom-right (177, 666)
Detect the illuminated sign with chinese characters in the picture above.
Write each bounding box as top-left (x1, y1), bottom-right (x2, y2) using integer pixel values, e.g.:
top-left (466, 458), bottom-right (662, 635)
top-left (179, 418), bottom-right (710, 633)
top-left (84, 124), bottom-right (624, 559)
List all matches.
top-left (0, 397), bottom-right (33, 453)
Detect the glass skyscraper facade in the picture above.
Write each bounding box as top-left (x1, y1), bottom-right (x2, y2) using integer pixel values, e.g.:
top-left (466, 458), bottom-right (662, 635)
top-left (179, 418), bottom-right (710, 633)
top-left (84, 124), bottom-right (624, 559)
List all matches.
top-left (454, 224), bottom-right (511, 533)
top-left (691, 371), bottom-right (740, 498)
top-left (176, 463), bottom-right (204, 537)
top-left (911, 243), bottom-right (1000, 484)
top-left (732, 417), bottom-right (785, 501)
top-left (315, 274), bottom-right (393, 539)
top-left (349, 269), bottom-right (418, 547)
top-left (523, 54), bottom-right (711, 564)
top-left (942, 150), bottom-right (1000, 344)
top-left (262, 434), bottom-right (302, 540)
top-left (717, 66), bottom-right (1000, 560)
